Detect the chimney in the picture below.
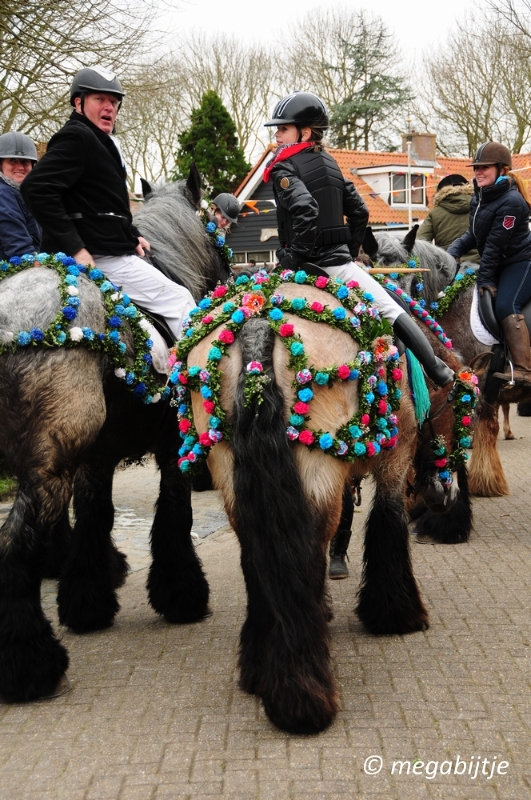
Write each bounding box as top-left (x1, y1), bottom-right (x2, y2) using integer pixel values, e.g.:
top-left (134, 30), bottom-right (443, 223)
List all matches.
top-left (401, 131), bottom-right (436, 164)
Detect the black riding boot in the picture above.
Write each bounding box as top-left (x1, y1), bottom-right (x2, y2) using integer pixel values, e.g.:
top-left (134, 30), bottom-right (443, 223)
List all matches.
top-left (329, 486), bottom-right (354, 580)
top-left (393, 313), bottom-right (454, 388)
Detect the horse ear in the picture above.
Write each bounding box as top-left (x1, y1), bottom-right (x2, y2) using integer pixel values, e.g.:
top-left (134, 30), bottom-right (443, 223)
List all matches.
top-left (140, 178), bottom-right (153, 199)
top-left (186, 163), bottom-right (203, 209)
top-left (362, 226), bottom-right (378, 260)
top-left (401, 224), bottom-right (419, 253)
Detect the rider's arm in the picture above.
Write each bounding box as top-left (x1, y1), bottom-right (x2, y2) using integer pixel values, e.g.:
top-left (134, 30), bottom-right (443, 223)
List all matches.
top-left (273, 163), bottom-right (319, 266)
top-left (343, 179), bottom-right (369, 260)
top-left (0, 189), bottom-right (39, 259)
top-left (447, 228), bottom-right (476, 261)
top-left (417, 213), bottom-right (435, 242)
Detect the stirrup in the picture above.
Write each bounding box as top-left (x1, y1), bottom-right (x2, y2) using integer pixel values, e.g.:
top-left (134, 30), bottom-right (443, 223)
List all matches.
top-left (493, 361), bottom-right (515, 386)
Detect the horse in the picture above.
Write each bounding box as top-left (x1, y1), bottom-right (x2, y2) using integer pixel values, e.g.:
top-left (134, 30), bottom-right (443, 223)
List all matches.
top-left (0, 169), bottom-right (228, 704)
top-left (362, 226), bottom-right (526, 498)
top-left (176, 268), bottom-right (476, 733)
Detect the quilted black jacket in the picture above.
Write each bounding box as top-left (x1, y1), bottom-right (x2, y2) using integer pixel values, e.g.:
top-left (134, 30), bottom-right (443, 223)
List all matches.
top-left (447, 178), bottom-right (531, 287)
top-left (22, 112), bottom-right (140, 257)
top-left (270, 147), bottom-right (369, 269)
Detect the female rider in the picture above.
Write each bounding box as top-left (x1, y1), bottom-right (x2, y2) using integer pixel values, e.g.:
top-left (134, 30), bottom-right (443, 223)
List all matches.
top-left (0, 132), bottom-right (41, 261)
top-left (448, 142), bottom-right (531, 385)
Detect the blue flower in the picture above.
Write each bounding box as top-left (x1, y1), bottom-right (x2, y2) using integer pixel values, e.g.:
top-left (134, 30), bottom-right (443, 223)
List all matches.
top-left (62, 306), bottom-right (77, 320)
top-left (408, 259), bottom-right (416, 268)
top-left (88, 268), bottom-right (104, 280)
top-left (134, 382), bottom-right (147, 396)
top-left (206, 221), bottom-right (216, 233)
top-left (67, 296), bottom-right (80, 307)
top-left (222, 302), bottom-right (235, 313)
top-left (184, 436), bottom-right (196, 448)
top-left (231, 309), bottom-right (245, 324)
top-left (65, 275), bottom-right (78, 285)
top-left (108, 315), bottom-right (122, 327)
top-left (354, 442), bottom-right (366, 456)
top-left (465, 268), bottom-right (475, 276)
top-left (291, 298), bottom-right (306, 310)
top-left (439, 470), bottom-right (451, 481)
top-left (145, 338), bottom-right (153, 348)
top-left (416, 283), bottom-right (424, 292)
top-left (269, 308), bottom-right (283, 321)
top-left (289, 414), bottom-right (305, 426)
top-left (199, 298), bottom-right (212, 309)
top-left (216, 236), bottom-right (225, 247)
top-left (17, 331), bottom-right (31, 346)
top-left (178, 445), bottom-right (187, 457)
top-left (21, 254), bottom-right (33, 263)
top-left (200, 386), bottom-right (212, 399)
top-left (100, 280), bottom-right (113, 292)
top-left (142, 353), bottom-right (152, 365)
top-left (235, 275), bottom-right (249, 285)
top-left (394, 388), bottom-right (402, 399)
top-left (294, 270), bottom-right (308, 283)
top-left (188, 365), bottom-right (200, 376)
top-left (189, 307), bottom-right (202, 317)
top-left (349, 425), bottom-right (362, 438)
top-left (1, 262), bottom-right (9, 271)
top-left (455, 273), bottom-right (463, 281)
top-left (430, 302), bottom-right (439, 310)
top-left (333, 307), bottom-right (346, 320)
top-left (298, 388), bottom-right (313, 402)
top-left (209, 416), bottom-right (221, 428)
top-left (459, 436), bottom-right (471, 447)
top-left (376, 381), bottom-right (388, 396)
top-left (56, 331), bottom-right (67, 343)
top-left (376, 418), bottom-right (388, 431)
top-left (114, 304), bottom-right (126, 315)
top-left (82, 327), bottom-right (94, 341)
top-left (336, 286), bottom-right (348, 299)
top-left (186, 329), bottom-right (194, 337)
top-left (108, 330), bottom-right (120, 342)
top-left (319, 433), bottom-right (333, 450)
top-left (390, 273), bottom-right (399, 280)
top-left (30, 328), bottom-right (44, 341)
top-left (179, 459), bottom-right (191, 473)
top-left (461, 394), bottom-right (471, 403)
top-left (125, 372), bottom-right (135, 385)
top-left (362, 292), bottom-right (374, 302)
top-left (192, 444), bottom-right (204, 456)
top-left (290, 341), bottom-right (305, 356)
top-left (419, 299), bottom-right (426, 308)
top-left (123, 306), bottom-right (137, 318)
top-left (228, 248), bottom-right (233, 257)
top-left (118, 342), bottom-right (126, 353)
top-left (315, 372), bottom-right (329, 385)
top-left (349, 369), bottom-right (360, 380)
top-left (9, 256), bottom-right (22, 265)
top-left (208, 346), bottom-right (222, 361)
top-left (178, 404), bottom-right (188, 415)
top-left (365, 392), bottom-right (375, 403)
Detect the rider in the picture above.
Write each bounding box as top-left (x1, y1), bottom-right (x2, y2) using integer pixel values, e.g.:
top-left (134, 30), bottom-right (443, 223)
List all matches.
top-left (210, 193), bottom-right (240, 230)
top-left (263, 91), bottom-right (454, 390)
top-left (418, 174), bottom-right (479, 264)
top-left (22, 66), bottom-right (196, 341)
top-left (448, 142), bottom-right (531, 386)
top-left (0, 132), bottom-right (41, 261)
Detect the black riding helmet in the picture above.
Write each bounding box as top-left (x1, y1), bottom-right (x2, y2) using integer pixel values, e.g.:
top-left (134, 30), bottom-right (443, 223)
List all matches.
top-left (70, 66), bottom-right (125, 107)
top-left (212, 193), bottom-right (240, 225)
top-left (264, 92), bottom-right (329, 129)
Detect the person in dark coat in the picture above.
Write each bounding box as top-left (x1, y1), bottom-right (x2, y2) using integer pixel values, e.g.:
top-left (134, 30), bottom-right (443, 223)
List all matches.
top-left (0, 132), bottom-right (41, 261)
top-left (418, 174), bottom-right (480, 264)
top-left (448, 142), bottom-right (531, 385)
top-left (22, 66), bottom-right (195, 341)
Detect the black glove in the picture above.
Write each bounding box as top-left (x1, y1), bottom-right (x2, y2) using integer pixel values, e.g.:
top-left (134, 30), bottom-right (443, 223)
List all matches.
top-left (478, 285), bottom-right (497, 298)
top-left (278, 248), bottom-right (301, 271)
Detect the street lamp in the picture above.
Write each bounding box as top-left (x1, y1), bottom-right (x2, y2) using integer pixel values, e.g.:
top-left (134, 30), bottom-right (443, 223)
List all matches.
top-left (406, 132), bottom-right (413, 231)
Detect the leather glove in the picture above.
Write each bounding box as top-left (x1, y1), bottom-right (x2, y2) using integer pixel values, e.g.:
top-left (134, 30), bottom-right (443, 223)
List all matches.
top-left (478, 285), bottom-right (497, 298)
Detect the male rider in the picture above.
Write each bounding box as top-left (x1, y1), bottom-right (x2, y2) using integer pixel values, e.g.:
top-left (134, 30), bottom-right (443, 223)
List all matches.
top-left (22, 66), bottom-right (195, 340)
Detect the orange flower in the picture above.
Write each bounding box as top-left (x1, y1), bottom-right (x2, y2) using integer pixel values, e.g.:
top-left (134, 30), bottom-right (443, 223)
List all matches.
top-left (242, 292), bottom-right (266, 315)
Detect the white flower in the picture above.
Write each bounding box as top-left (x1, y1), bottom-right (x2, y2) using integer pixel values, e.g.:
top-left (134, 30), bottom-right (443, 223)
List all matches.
top-left (114, 367), bottom-right (126, 379)
top-left (69, 327), bottom-right (83, 341)
top-left (1, 331), bottom-right (14, 343)
top-left (151, 393), bottom-right (161, 403)
top-left (110, 292), bottom-right (120, 302)
top-left (67, 285), bottom-right (79, 296)
top-left (139, 318), bottom-right (151, 331)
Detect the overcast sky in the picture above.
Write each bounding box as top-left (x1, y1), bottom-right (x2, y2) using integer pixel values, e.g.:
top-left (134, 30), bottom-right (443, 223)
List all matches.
top-left (165, 0), bottom-right (478, 53)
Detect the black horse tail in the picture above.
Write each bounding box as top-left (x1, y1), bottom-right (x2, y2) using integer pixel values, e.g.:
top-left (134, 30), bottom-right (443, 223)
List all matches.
top-left (232, 317), bottom-right (336, 733)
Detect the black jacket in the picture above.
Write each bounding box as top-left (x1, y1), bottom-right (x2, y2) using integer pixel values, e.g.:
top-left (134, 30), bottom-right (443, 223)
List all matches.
top-left (271, 146), bottom-right (369, 269)
top-left (21, 112), bottom-right (139, 257)
top-left (447, 178), bottom-right (531, 287)
top-left (0, 178), bottom-right (41, 260)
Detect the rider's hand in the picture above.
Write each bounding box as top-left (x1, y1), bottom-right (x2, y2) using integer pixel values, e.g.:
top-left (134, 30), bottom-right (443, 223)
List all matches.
top-left (478, 285), bottom-right (497, 298)
top-left (136, 236), bottom-right (151, 257)
top-left (73, 248), bottom-right (96, 268)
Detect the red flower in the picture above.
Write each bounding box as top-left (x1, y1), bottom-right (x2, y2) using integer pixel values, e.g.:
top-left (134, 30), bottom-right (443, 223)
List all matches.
top-left (434, 458), bottom-right (448, 468)
top-left (293, 401), bottom-right (309, 414)
top-left (202, 315), bottom-right (213, 324)
top-left (203, 400), bottom-right (215, 413)
top-left (178, 373), bottom-right (188, 384)
top-left (461, 416), bottom-right (471, 426)
top-left (361, 414), bottom-right (370, 426)
top-left (178, 419), bottom-right (191, 433)
top-left (366, 442), bottom-right (376, 457)
top-left (315, 276), bottom-right (329, 289)
top-left (346, 280), bottom-right (359, 289)
top-left (392, 368), bottom-right (403, 381)
top-left (378, 400), bottom-right (388, 414)
top-left (337, 365), bottom-right (350, 380)
top-left (279, 323), bottom-right (294, 337)
top-left (199, 432), bottom-right (211, 446)
top-left (212, 285), bottom-right (228, 298)
top-left (218, 329), bottom-right (235, 344)
top-left (311, 302), bottom-right (324, 313)
top-left (299, 430), bottom-right (315, 445)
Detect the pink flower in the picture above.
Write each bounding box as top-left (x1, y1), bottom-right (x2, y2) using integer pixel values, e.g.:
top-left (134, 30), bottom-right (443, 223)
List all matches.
top-left (392, 368), bottom-right (403, 381)
top-left (212, 285), bottom-right (228, 298)
top-left (315, 276), bottom-right (329, 288)
top-left (279, 323), bottom-right (294, 337)
top-left (178, 419), bottom-right (191, 433)
top-left (202, 315), bottom-right (213, 324)
top-left (218, 329), bottom-right (235, 344)
top-left (178, 373), bottom-right (188, 384)
top-left (471, 375), bottom-right (479, 385)
top-left (247, 361), bottom-right (263, 373)
top-left (361, 414), bottom-right (370, 426)
top-left (199, 432), bottom-right (212, 446)
top-left (299, 430), bottom-right (315, 445)
top-left (445, 340), bottom-right (453, 349)
top-left (346, 280), bottom-right (359, 289)
top-left (293, 401), bottom-right (309, 414)
top-left (168, 353), bottom-right (177, 368)
top-left (311, 301), bottom-right (324, 313)
top-left (366, 442), bottom-right (377, 457)
top-left (203, 400), bottom-right (215, 414)
top-left (378, 400), bottom-right (388, 414)
top-left (461, 416), bottom-right (471, 426)
top-left (434, 458), bottom-right (448, 468)
top-left (337, 365), bottom-right (350, 380)
top-left (377, 367), bottom-right (386, 377)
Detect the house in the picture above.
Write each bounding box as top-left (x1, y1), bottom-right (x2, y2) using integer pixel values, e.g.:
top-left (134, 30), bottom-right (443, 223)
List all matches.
top-left (228, 134), bottom-right (531, 265)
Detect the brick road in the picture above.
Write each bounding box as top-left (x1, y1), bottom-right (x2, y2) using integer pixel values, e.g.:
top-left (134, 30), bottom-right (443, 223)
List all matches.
top-left (1, 413), bottom-right (531, 799)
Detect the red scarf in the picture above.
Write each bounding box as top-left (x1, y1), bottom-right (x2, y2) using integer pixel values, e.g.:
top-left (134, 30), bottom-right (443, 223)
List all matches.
top-left (262, 141), bottom-right (315, 183)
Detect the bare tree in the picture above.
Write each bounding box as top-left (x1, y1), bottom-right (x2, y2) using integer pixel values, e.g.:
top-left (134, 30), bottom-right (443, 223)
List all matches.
top-left (0, 0), bottom-right (159, 139)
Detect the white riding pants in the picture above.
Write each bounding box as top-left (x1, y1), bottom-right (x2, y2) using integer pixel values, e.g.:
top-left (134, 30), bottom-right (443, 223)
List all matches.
top-left (94, 254), bottom-right (196, 340)
top-left (324, 261), bottom-right (403, 324)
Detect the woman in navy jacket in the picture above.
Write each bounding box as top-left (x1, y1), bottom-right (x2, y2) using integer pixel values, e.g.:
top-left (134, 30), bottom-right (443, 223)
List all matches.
top-left (0, 132), bottom-right (41, 261)
top-left (448, 142), bottom-right (531, 385)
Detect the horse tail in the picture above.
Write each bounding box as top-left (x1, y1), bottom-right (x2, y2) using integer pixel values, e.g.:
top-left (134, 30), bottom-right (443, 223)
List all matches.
top-left (231, 317), bottom-right (337, 733)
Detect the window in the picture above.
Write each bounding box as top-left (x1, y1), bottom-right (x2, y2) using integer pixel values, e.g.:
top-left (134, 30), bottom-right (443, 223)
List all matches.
top-left (391, 173), bottom-right (426, 206)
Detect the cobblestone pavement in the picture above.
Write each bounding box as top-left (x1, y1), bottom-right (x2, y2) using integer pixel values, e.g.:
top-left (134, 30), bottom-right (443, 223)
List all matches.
top-left (1, 415), bottom-right (531, 799)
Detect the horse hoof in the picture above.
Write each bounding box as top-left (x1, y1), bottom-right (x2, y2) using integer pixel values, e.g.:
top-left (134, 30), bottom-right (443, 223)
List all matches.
top-left (415, 533), bottom-right (438, 545)
top-left (39, 674), bottom-right (71, 700)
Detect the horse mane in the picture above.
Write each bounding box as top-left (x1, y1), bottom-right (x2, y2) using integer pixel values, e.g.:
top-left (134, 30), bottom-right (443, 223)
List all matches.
top-left (134, 181), bottom-right (221, 301)
top-left (374, 233), bottom-right (457, 303)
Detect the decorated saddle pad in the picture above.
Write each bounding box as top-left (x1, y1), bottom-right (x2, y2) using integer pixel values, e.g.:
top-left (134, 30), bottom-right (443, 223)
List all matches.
top-left (470, 285), bottom-right (499, 346)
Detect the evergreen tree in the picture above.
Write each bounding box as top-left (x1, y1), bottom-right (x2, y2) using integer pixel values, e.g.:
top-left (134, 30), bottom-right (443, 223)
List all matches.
top-left (173, 91), bottom-right (250, 195)
top-left (328, 14), bottom-right (413, 151)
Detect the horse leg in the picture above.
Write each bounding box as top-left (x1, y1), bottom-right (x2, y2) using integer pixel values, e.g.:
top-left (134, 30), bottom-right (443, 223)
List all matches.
top-left (356, 476), bottom-right (428, 635)
top-left (57, 461), bottom-right (127, 633)
top-left (147, 440), bottom-right (210, 623)
top-left (41, 508), bottom-right (72, 580)
top-left (468, 401), bottom-right (510, 496)
top-left (502, 402), bottom-right (515, 440)
top-left (411, 465), bottom-right (472, 544)
top-left (0, 475), bottom-right (70, 701)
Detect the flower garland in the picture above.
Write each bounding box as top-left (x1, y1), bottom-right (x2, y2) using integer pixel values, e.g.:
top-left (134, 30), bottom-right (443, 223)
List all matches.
top-left (424, 268), bottom-right (477, 319)
top-left (171, 269), bottom-right (403, 474)
top-left (201, 203), bottom-right (235, 271)
top-left (0, 252), bottom-right (171, 404)
top-left (430, 370), bottom-right (479, 486)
